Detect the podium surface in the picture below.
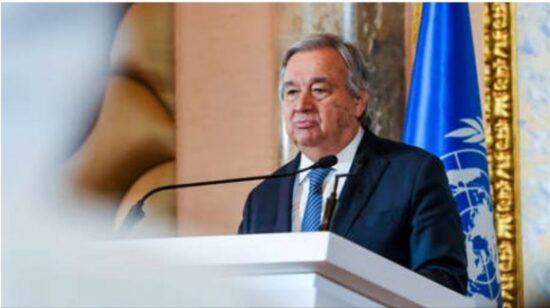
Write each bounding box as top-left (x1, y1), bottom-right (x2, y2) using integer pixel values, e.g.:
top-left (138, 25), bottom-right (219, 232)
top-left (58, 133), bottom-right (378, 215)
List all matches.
top-left (91, 232), bottom-right (472, 307)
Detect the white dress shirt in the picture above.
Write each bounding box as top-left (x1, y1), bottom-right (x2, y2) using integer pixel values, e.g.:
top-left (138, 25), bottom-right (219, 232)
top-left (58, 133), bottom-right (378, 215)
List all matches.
top-left (291, 127), bottom-right (365, 232)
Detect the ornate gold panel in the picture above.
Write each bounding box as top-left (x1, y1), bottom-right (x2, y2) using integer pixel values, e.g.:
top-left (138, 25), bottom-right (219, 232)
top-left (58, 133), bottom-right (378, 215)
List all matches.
top-left (483, 3), bottom-right (523, 307)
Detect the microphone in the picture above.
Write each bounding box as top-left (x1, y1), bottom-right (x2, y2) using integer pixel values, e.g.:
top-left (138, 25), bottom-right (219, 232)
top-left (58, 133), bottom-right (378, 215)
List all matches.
top-left (121, 155), bottom-right (338, 231)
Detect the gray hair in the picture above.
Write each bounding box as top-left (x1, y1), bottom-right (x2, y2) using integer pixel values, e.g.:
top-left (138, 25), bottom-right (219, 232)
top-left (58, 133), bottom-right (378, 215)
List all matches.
top-left (278, 33), bottom-right (369, 103)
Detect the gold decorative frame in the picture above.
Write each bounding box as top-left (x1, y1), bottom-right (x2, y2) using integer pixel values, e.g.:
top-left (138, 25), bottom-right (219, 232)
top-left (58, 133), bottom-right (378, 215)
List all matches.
top-left (483, 3), bottom-right (523, 307)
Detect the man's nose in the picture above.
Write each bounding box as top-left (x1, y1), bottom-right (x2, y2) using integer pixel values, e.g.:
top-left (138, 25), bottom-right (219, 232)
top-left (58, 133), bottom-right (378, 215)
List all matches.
top-left (294, 90), bottom-right (314, 111)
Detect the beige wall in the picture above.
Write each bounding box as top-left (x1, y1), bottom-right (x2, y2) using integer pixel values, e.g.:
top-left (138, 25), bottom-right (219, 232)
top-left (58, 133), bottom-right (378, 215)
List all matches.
top-left (175, 4), bottom-right (280, 235)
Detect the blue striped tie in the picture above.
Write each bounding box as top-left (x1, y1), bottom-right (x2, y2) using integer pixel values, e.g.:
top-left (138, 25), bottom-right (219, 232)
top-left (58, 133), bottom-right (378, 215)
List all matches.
top-left (301, 167), bottom-right (331, 232)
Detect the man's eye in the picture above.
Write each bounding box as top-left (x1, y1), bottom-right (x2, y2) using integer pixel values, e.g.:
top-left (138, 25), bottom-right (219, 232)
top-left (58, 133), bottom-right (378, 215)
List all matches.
top-left (312, 88), bottom-right (329, 97)
top-left (285, 89), bottom-right (299, 98)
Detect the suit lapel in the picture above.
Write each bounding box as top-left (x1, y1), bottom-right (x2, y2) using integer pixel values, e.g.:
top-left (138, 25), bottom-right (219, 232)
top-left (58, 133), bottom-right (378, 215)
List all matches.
top-left (331, 130), bottom-right (389, 236)
top-left (272, 155), bottom-right (300, 232)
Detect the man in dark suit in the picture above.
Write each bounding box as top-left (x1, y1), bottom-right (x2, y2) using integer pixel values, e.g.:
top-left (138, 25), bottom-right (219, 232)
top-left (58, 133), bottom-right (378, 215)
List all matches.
top-left (238, 33), bottom-right (467, 295)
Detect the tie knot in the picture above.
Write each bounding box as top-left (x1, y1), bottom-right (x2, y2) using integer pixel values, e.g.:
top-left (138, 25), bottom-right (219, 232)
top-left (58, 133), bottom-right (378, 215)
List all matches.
top-left (308, 167), bottom-right (331, 190)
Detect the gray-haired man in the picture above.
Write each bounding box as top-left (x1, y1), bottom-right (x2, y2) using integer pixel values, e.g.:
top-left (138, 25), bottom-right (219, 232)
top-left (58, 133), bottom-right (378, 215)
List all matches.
top-left (239, 33), bottom-right (468, 295)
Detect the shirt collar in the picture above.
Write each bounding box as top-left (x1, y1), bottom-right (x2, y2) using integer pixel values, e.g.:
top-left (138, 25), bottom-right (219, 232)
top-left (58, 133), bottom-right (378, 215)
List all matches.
top-left (297, 127), bottom-right (365, 184)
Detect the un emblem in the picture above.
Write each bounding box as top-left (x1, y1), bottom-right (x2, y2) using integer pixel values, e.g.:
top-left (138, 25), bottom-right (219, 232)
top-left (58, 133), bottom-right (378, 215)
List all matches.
top-left (441, 117), bottom-right (501, 302)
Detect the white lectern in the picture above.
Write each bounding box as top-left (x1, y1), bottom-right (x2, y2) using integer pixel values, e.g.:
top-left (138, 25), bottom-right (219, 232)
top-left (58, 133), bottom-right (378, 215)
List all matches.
top-left (90, 232), bottom-right (472, 307)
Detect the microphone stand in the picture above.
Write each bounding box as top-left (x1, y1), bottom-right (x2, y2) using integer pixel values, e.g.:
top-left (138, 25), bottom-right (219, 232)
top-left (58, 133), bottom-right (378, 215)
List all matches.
top-left (321, 173), bottom-right (349, 231)
top-left (320, 153), bottom-right (368, 231)
top-left (122, 156), bottom-right (338, 231)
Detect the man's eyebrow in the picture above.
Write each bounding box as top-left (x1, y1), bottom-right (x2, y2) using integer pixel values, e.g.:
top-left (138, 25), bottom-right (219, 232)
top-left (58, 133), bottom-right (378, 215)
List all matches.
top-left (310, 77), bottom-right (331, 84)
top-left (282, 81), bottom-right (298, 88)
top-left (283, 78), bottom-right (333, 87)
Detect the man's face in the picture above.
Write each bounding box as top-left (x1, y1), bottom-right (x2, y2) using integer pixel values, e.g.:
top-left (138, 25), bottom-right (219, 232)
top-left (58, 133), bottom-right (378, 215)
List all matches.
top-left (281, 47), bottom-right (367, 159)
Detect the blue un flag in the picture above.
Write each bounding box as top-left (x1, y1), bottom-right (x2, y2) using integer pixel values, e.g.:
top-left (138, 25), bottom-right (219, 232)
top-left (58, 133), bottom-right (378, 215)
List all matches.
top-left (402, 3), bottom-right (501, 306)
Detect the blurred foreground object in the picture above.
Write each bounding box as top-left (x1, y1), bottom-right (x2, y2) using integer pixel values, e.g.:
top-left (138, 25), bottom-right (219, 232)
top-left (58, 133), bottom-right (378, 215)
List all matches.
top-left (66, 4), bottom-right (177, 237)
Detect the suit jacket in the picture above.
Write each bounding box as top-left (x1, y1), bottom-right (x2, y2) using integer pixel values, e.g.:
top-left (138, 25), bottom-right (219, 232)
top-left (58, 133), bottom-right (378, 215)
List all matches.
top-left (238, 130), bottom-right (468, 294)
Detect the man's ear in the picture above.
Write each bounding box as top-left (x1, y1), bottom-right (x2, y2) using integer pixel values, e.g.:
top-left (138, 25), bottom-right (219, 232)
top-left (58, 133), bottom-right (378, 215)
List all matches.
top-left (354, 90), bottom-right (368, 118)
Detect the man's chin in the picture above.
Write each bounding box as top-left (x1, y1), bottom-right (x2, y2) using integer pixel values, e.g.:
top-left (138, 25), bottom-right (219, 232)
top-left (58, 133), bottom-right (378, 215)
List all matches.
top-left (293, 137), bottom-right (319, 149)
top-left (290, 130), bottom-right (322, 148)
